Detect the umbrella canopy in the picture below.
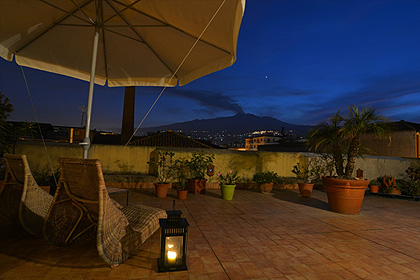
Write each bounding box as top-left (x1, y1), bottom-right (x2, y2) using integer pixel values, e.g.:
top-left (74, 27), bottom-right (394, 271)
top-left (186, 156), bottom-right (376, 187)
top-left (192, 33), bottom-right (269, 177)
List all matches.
top-left (0, 0), bottom-right (245, 157)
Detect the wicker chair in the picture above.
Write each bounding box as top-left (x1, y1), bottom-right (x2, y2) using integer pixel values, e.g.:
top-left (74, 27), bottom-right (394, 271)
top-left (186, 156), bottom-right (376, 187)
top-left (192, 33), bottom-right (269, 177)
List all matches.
top-left (43, 158), bottom-right (167, 266)
top-left (0, 154), bottom-right (53, 235)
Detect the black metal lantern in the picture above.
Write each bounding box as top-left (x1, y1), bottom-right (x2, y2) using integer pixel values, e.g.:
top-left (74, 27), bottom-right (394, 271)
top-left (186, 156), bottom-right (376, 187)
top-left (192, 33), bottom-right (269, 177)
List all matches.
top-left (158, 209), bottom-right (189, 272)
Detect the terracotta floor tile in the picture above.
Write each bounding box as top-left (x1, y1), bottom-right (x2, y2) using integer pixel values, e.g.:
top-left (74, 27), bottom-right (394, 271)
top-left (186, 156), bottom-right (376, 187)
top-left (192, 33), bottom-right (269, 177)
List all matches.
top-left (207, 272), bottom-right (230, 280)
top-left (261, 267), bottom-right (282, 278)
top-left (129, 267), bottom-right (150, 279)
top-left (1, 189), bottom-right (420, 280)
top-left (226, 269), bottom-right (250, 280)
top-left (187, 273), bottom-right (210, 280)
top-left (86, 270), bottom-right (111, 280)
top-left (203, 263), bottom-right (224, 273)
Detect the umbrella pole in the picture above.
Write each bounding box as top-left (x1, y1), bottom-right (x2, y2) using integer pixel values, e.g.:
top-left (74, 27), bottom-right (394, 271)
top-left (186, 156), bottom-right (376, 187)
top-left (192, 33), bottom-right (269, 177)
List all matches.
top-left (81, 28), bottom-right (100, 159)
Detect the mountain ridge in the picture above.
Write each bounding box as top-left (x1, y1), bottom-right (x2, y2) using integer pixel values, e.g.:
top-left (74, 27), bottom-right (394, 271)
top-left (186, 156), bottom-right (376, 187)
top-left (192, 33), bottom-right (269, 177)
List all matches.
top-left (137, 113), bottom-right (313, 136)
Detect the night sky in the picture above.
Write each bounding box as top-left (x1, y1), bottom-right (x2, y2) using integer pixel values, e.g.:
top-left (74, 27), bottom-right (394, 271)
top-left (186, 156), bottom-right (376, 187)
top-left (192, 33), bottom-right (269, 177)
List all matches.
top-left (1, 0), bottom-right (420, 133)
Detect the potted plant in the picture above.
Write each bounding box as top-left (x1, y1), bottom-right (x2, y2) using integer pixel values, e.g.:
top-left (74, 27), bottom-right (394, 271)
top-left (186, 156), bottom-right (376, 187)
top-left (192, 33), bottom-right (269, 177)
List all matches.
top-left (147, 150), bottom-right (175, 198)
top-left (308, 105), bottom-right (390, 214)
top-left (368, 179), bottom-right (380, 193)
top-left (186, 153), bottom-right (214, 194)
top-left (173, 158), bottom-right (189, 200)
top-left (217, 170), bottom-right (239, 200)
top-left (405, 162), bottom-right (420, 197)
top-left (399, 179), bottom-right (420, 199)
top-left (292, 163), bottom-right (314, 197)
top-left (378, 175), bottom-right (400, 195)
top-left (252, 171), bottom-right (280, 194)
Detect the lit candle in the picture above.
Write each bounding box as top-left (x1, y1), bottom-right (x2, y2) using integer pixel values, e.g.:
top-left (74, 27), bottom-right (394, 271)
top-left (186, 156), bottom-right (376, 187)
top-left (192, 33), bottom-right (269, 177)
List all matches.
top-left (167, 251), bottom-right (177, 263)
top-left (167, 244), bottom-right (176, 263)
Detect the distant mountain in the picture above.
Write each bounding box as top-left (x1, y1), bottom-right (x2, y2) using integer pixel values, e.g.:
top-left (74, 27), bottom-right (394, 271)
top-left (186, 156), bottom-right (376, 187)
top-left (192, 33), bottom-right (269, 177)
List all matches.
top-left (137, 113), bottom-right (313, 137)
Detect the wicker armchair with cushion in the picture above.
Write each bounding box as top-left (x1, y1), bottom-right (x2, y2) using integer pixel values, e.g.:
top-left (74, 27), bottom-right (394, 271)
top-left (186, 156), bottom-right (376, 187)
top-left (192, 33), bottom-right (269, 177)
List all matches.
top-left (43, 158), bottom-right (167, 266)
top-left (0, 153), bottom-right (53, 235)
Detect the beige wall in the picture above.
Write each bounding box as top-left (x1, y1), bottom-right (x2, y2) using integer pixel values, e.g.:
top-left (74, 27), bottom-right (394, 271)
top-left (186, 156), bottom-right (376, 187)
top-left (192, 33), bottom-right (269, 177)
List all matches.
top-left (15, 142), bottom-right (83, 173)
top-left (15, 142), bottom-right (415, 181)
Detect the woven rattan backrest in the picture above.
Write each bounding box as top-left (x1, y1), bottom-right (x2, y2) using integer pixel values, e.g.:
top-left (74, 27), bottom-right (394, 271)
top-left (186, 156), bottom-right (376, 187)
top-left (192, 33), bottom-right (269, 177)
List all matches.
top-left (4, 153), bottom-right (25, 184)
top-left (58, 158), bottom-right (105, 215)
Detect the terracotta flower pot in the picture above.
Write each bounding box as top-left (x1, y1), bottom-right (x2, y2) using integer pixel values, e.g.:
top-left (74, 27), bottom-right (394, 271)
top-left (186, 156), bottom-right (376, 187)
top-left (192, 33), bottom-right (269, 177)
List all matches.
top-left (391, 188), bottom-right (401, 195)
top-left (369, 185), bottom-right (379, 193)
top-left (322, 177), bottom-right (369, 215)
top-left (187, 178), bottom-right (207, 194)
top-left (259, 182), bottom-right (273, 194)
top-left (154, 183), bottom-right (170, 198)
top-left (177, 190), bottom-right (188, 200)
top-left (298, 182), bottom-right (314, 197)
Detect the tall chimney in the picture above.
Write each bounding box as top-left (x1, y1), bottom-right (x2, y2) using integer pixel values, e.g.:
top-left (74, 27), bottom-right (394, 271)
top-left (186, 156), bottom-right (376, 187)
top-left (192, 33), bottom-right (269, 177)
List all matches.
top-left (121, 86), bottom-right (135, 144)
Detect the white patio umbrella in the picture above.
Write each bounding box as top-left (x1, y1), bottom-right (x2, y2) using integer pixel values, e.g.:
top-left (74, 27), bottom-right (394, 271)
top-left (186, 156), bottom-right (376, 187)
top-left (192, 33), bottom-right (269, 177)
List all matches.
top-left (0, 0), bottom-right (245, 158)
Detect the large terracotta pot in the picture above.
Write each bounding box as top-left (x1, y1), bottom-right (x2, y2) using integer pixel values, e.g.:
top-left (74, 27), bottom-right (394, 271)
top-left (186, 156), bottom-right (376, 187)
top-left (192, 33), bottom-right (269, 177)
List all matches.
top-left (154, 183), bottom-right (170, 198)
top-left (187, 178), bottom-right (207, 194)
top-left (298, 182), bottom-right (314, 197)
top-left (322, 177), bottom-right (369, 215)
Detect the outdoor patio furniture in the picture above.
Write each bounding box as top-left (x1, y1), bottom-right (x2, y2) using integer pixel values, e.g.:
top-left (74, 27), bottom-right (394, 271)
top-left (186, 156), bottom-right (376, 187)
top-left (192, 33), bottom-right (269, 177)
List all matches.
top-left (0, 154), bottom-right (53, 235)
top-left (43, 158), bottom-right (167, 266)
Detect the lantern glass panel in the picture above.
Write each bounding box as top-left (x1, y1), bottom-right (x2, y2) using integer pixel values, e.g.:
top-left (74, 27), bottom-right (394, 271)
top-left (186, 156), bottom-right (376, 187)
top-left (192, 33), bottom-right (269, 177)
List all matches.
top-left (165, 236), bottom-right (183, 265)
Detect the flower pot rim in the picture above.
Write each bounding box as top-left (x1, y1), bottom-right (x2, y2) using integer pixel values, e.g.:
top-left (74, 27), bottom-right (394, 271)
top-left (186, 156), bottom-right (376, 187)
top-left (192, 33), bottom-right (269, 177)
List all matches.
top-left (322, 176), bottom-right (369, 188)
top-left (154, 182), bottom-right (171, 186)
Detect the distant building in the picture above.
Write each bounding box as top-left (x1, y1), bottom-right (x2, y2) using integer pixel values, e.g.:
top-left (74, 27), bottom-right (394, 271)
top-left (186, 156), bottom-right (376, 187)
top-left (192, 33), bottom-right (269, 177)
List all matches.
top-left (361, 120), bottom-right (420, 158)
top-left (129, 131), bottom-right (216, 149)
top-left (10, 121), bottom-right (97, 144)
top-left (245, 135), bottom-right (281, 151)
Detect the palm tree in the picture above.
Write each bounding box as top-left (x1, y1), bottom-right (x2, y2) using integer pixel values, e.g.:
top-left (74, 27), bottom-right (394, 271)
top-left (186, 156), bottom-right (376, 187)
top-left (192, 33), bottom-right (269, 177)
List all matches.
top-left (308, 111), bottom-right (345, 177)
top-left (308, 105), bottom-right (391, 179)
top-left (341, 105), bottom-right (390, 177)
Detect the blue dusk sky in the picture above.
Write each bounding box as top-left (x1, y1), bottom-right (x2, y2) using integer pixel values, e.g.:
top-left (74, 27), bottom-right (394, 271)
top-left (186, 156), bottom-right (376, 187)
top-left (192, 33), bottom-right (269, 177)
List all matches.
top-left (1, 0), bottom-right (420, 133)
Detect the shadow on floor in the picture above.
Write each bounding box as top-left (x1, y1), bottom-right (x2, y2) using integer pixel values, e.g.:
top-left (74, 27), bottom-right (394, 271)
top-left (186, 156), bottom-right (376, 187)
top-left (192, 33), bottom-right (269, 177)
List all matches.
top-left (0, 222), bottom-right (108, 268)
top-left (272, 190), bottom-right (330, 211)
top-left (202, 190), bottom-right (222, 199)
top-left (131, 188), bottom-right (158, 198)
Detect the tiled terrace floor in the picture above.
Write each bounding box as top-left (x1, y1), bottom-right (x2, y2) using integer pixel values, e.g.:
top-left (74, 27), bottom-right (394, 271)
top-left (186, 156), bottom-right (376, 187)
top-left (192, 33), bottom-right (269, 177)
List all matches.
top-left (1, 188), bottom-right (420, 280)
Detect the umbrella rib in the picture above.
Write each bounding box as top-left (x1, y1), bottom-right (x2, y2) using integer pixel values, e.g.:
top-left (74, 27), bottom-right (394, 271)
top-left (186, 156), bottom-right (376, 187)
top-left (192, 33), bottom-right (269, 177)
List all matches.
top-left (40, 0), bottom-right (93, 24)
top-left (16, 0), bottom-right (94, 54)
top-left (110, 0), bottom-right (232, 55)
top-left (102, 28), bottom-right (145, 44)
top-left (99, 3), bottom-right (109, 80)
top-left (105, 0), bottom-right (178, 78)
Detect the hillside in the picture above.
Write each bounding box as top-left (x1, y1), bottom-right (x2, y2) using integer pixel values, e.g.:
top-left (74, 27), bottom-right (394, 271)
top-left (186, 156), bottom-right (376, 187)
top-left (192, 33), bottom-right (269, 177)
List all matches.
top-left (137, 113), bottom-right (313, 137)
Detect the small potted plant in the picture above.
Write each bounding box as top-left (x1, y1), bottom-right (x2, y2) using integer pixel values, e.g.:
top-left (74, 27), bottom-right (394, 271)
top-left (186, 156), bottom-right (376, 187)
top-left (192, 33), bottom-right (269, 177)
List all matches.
top-left (368, 179), bottom-right (380, 193)
top-left (379, 175), bottom-right (400, 195)
top-left (147, 150), bottom-right (175, 198)
top-left (292, 163), bottom-right (314, 197)
top-left (217, 170), bottom-right (239, 200)
top-left (252, 171), bottom-right (280, 194)
top-left (173, 158), bottom-right (189, 200)
top-left (186, 153), bottom-right (215, 194)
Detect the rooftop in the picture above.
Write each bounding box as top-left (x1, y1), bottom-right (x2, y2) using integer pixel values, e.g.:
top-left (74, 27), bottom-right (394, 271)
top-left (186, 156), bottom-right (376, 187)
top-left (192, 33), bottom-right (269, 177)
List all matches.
top-left (1, 188), bottom-right (420, 279)
top-left (129, 131), bottom-right (216, 149)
